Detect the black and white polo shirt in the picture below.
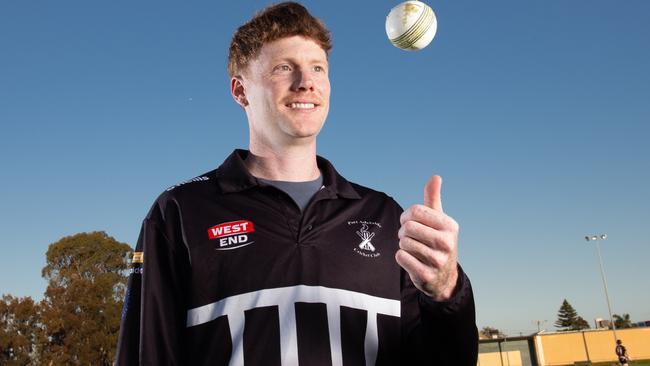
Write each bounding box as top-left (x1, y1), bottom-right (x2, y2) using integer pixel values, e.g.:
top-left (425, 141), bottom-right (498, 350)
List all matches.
top-left (116, 149), bottom-right (477, 366)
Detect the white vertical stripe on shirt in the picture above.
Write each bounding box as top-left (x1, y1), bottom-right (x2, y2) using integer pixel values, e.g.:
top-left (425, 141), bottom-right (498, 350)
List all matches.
top-left (327, 304), bottom-right (343, 366)
top-left (365, 312), bottom-right (379, 366)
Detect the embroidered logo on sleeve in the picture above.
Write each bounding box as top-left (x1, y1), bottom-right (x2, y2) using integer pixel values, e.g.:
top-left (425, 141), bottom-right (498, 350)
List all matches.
top-left (132, 252), bottom-right (144, 264)
top-left (166, 176), bottom-right (210, 191)
top-left (130, 252), bottom-right (143, 275)
top-left (208, 220), bottom-right (255, 250)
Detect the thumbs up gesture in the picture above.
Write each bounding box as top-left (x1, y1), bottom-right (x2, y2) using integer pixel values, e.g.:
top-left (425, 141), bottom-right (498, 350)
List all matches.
top-left (395, 175), bottom-right (459, 301)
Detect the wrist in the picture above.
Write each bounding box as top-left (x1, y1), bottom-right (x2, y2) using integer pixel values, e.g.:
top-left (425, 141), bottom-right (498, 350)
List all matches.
top-left (429, 266), bottom-right (459, 301)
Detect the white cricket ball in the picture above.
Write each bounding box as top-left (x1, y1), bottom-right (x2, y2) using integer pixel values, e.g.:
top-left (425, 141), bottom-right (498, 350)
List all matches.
top-left (385, 0), bottom-right (437, 51)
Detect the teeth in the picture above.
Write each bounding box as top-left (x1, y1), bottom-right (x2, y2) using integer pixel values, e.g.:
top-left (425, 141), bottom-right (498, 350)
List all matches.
top-left (289, 103), bottom-right (315, 109)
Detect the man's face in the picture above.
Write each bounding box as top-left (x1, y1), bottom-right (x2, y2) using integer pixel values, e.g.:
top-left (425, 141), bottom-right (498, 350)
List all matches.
top-left (236, 35), bottom-right (330, 146)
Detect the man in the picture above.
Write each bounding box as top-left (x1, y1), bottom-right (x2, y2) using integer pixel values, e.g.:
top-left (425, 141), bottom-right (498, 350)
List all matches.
top-left (616, 339), bottom-right (630, 366)
top-left (116, 2), bottom-right (478, 365)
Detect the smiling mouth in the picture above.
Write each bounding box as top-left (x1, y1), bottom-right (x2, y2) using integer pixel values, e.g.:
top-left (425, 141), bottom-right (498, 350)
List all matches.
top-left (286, 102), bottom-right (317, 109)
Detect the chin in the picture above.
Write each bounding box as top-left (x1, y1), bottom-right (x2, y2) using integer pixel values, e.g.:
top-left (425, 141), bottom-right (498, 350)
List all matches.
top-left (282, 119), bottom-right (326, 139)
top-left (287, 128), bottom-right (322, 140)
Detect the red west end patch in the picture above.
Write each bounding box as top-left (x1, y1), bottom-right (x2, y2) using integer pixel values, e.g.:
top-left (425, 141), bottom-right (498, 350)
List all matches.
top-left (208, 220), bottom-right (255, 239)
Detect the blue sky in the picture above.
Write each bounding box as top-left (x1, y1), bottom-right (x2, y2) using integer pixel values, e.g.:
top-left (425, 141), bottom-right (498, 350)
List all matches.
top-left (1, 0), bottom-right (648, 335)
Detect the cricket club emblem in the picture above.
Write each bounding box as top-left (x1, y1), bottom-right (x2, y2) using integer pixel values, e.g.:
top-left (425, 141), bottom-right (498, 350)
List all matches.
top-left (356, 224), bottom-right (376, 252)
top-left (349, 220), bottom-right (381, 258)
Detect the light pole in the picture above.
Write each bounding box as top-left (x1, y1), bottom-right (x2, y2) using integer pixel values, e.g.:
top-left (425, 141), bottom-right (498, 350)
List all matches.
top-left (585, 234), bottom-right (617, 341)
top-left (533, 320), bottom-right (547, 333)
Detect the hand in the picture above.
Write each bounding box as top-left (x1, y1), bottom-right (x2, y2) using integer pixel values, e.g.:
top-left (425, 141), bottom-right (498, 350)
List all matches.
top-left (395, 175), bottom-right (459, 301)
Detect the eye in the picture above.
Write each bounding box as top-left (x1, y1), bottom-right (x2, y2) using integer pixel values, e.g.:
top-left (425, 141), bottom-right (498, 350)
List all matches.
top-left (314, 65), bottom-right (325, 72)
top-left (274, 64), bottom-right (291, 72)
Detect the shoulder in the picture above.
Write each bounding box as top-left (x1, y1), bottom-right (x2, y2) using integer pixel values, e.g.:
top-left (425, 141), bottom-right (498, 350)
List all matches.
top-left (162, 170), bottom-right (217, 199)
top-left (163, 174), bottom-right (214, 193)
top-left (348, 180), bottom-right (404, 213)
top-left (146, 169), bottom-right (219, 222)
top-left (317, 153), bottom-right (403, 212)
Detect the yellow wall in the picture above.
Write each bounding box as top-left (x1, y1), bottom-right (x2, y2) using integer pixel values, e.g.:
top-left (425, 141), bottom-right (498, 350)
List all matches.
top-left (478, 352), bottom-right (502, 366)
top-left (536, 328), bottom-right (650, 365)
top-left (478, 351), bottom-right (522, 366)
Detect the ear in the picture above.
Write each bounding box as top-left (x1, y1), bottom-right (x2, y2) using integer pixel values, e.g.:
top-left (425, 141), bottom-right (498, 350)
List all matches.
top-left (230, 76), bottom-right (248, 108)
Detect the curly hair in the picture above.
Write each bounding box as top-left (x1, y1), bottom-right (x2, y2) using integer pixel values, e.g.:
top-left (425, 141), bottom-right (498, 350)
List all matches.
top-left (228, 2), bottom-right (332, 77)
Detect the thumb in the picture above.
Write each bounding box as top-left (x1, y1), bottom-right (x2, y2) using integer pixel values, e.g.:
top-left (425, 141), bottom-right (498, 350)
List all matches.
top-left (424, 175), bottom-right (443, 211)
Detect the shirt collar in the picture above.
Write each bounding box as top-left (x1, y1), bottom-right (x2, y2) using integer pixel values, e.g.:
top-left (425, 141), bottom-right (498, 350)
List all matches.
top-left (214, 149), bottom-right (361, 200)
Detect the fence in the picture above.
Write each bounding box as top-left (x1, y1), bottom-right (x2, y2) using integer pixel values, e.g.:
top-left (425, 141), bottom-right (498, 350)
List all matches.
top-left (478, 336), bottom-right (538, 366)
top-left (478, 328), bottom-right (650, 366)
top-left (535, 328), bottom-right (650, 365)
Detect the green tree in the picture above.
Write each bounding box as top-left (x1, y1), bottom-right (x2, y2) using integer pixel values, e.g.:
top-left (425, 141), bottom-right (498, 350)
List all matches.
top-left (554, 299), bottom-right (590, 331)
top-left (613, 313), bottom-right (633, 329)
top-left (572, 316), bottom-right (591, 330)
top-left (0, 295), bottom-right (41, 365)
top-left (555, 299), bottom-right (577, 330)
top-left (39, 231), bottom-right (132, 366)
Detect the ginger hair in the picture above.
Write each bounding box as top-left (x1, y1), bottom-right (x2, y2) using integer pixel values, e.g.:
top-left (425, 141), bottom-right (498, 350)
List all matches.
top-left (228, 2), bottom-right (332, 77)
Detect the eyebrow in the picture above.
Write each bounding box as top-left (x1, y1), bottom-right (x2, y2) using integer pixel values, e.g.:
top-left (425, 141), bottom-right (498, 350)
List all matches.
top-left (272, 57), bottom-right (328, 64)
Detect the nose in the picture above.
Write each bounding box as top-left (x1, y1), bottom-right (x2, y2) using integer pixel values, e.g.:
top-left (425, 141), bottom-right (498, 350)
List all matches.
top-left (292, 68), bottom-right (314, 91)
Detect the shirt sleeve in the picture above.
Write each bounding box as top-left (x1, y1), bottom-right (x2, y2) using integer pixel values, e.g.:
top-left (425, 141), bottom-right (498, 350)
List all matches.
top-left (401, 263), bottom-right (478, 365)
top-left (115, 199), bottom-right (191, 365)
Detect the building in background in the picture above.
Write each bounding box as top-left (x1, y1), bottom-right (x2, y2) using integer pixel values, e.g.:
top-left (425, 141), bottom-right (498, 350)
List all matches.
top-left (477, 328), bottom-right (650, 366)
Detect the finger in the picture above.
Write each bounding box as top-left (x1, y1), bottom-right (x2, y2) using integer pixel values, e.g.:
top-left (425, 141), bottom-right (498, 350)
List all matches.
top-left (424, 175), bottom-right (443, 212)
top-left (395, 249), bottom-right (429, 283)
top-left (400, 205), bottom-right (458, 232)
top-left (395, 249), bottom-right (432, 285)
top-left (398, 220), bottom-right (453, 252)
top-left (398, 236), bottom-right (446, 268)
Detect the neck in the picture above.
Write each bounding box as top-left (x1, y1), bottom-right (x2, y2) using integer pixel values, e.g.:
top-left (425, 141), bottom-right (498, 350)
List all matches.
top-left (245, 141), bottom-right (319, 182)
